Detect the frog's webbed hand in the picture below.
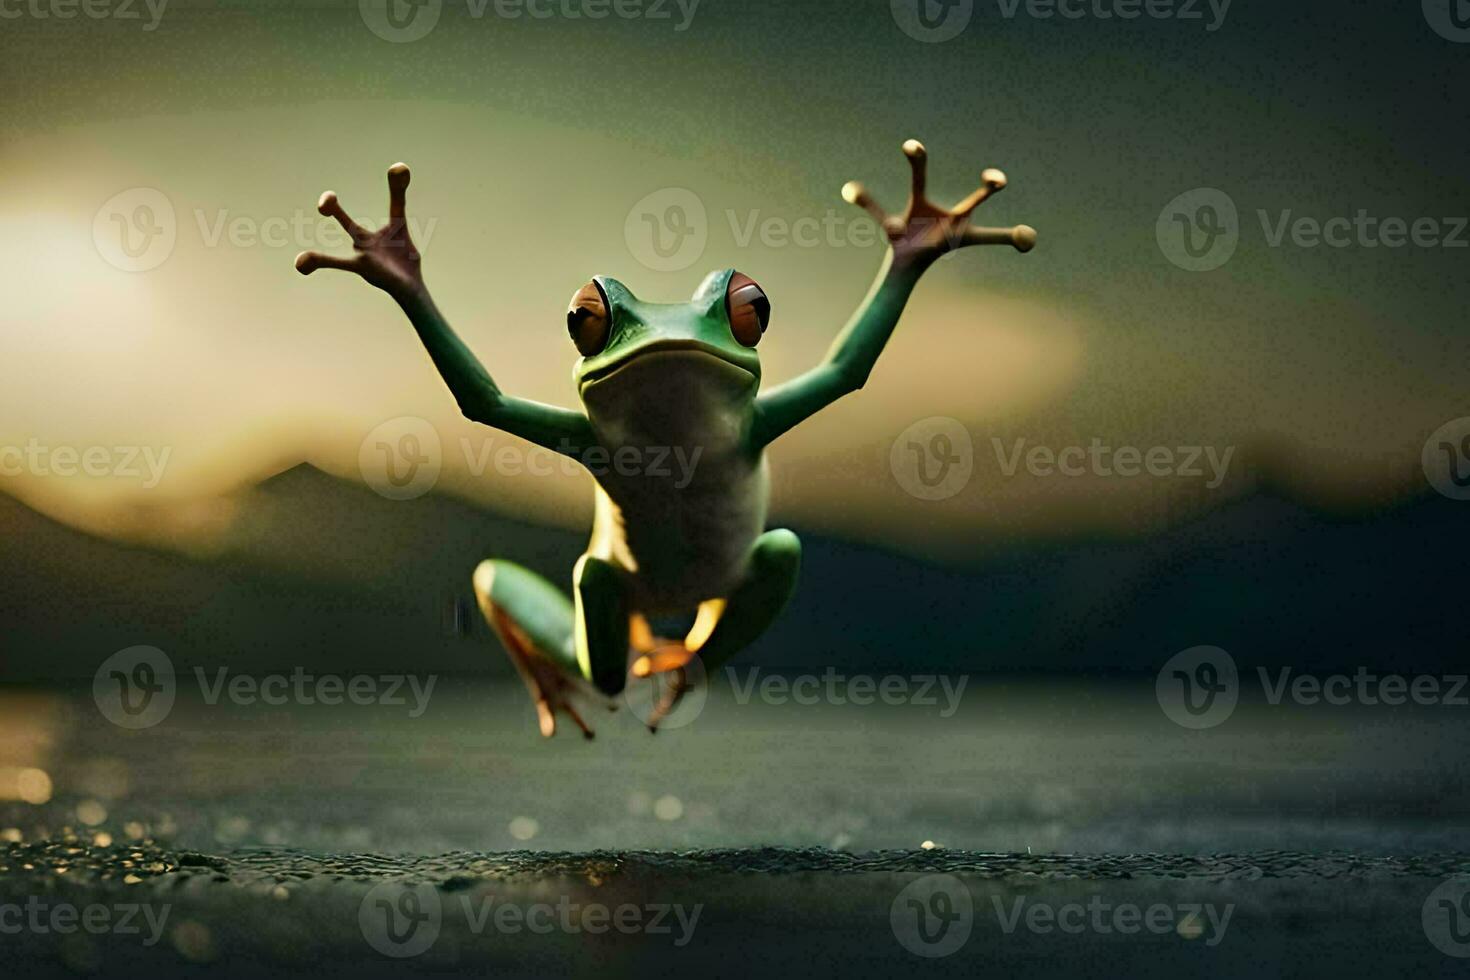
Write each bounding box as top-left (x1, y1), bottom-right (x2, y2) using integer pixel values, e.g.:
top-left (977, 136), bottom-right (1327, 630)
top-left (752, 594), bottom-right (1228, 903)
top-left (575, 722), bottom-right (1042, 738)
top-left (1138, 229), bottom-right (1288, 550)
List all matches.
top-left (295, 163), bottom-right (425, 297)
top-left (844, 139), bottom-right (1036, 269)
top-left (295, 164), bottom-right (594, 458)
top-left (750, 140), bottom-right (1035, 447)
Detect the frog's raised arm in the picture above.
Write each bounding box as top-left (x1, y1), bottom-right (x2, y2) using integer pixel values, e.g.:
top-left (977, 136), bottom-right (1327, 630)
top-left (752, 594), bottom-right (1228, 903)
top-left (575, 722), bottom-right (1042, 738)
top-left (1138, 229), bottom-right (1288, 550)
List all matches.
top-left (295, 164), bottom-right (595, 457)
top-left (395, 288), bottom-right (594, 454)
top-left (750, 141), bottom-right (1035, 448)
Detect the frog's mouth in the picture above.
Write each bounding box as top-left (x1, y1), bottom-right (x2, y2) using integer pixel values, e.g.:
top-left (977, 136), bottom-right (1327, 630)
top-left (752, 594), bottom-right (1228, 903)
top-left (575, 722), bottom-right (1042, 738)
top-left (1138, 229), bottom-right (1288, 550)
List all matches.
top-left (577, 338), bottom-right (759, 394)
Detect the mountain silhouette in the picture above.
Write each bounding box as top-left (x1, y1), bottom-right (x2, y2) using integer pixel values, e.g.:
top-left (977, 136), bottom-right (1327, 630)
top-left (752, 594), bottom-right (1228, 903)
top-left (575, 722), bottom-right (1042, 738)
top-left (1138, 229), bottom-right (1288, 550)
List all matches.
top-left (2, 464), bottom-right (1464, 681)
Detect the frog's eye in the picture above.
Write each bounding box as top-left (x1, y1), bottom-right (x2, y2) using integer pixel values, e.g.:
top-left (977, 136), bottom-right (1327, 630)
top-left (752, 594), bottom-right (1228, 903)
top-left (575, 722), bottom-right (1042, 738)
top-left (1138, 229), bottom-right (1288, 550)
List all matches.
top-left (567, 280), bottom-right (610, 356)
top-left (725, 272), bottom-right (770, 348)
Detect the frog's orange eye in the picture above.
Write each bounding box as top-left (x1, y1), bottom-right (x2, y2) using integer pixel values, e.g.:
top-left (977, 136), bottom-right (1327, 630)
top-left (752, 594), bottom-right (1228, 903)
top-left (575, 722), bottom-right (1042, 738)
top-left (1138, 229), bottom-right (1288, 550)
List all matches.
top-left (726, 272), bottom-right (770, 348)
top-left (567, 280), bottom-right (610, 356)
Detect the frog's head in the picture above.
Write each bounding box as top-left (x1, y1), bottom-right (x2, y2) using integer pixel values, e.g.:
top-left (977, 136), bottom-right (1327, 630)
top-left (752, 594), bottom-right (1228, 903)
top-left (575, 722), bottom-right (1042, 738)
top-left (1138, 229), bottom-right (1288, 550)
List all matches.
top-left (569, 270), bottom-right (768, 421)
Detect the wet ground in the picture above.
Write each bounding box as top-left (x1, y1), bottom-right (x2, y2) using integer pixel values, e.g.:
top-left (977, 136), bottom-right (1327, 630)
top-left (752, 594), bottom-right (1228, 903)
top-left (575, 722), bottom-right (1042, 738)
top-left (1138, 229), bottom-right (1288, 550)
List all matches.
top-left (2, 676), bottom-right (1468, 976)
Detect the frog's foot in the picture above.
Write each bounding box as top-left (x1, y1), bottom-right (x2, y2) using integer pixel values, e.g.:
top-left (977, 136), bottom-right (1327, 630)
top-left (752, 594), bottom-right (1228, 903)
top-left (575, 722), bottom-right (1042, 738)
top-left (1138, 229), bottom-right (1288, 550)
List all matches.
top-left (488, 604), bottom-right (596, 739)
top-left (627, 616), bottom-right (695, 734)
top-left (643, 662), bottom-right (693, 734)
top-left (474, 559), bottom-right (602, 740)
top-left (840, 139), bottom-right (1036, 269)
top-left (631, 641), bottom-right (697, 679)
top-left (628, 626), bottom-right (696, 733)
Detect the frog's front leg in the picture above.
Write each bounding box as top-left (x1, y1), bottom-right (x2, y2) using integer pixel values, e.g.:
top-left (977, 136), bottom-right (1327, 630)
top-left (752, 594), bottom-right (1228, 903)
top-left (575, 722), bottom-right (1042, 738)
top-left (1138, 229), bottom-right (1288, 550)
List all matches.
top-left (631, 529), bottom-right (803, 731)
top-left (751, 140), bottom-right (1036, 446)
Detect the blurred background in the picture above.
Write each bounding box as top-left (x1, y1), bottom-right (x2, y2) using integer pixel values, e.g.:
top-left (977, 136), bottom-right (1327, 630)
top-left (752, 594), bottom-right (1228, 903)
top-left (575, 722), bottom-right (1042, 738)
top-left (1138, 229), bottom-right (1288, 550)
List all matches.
top-left (3, 5), bottom-right (1470, 976)
top-left (2, 0), bottom-right (1467, 679)
top-left (2, 0), bottom-right (1469, 853)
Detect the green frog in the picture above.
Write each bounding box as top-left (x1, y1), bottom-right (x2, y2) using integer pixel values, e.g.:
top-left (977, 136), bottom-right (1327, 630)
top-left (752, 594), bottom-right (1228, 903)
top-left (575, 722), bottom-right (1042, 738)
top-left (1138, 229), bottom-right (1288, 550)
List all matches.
top-left (295, 140), bottom-right (1035, 737)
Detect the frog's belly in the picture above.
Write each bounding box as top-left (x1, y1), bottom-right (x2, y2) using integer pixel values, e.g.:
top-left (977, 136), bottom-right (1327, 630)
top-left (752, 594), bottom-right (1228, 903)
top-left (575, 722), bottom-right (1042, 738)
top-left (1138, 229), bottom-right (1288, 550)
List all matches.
top-left (587, 454), bottom-right (768, 613)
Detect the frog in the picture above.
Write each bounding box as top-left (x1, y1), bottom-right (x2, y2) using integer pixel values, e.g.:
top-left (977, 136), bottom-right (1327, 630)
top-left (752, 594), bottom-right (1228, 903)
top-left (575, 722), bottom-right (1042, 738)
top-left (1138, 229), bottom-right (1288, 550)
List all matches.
top-left (294, 139), bottom-right (1035, 737)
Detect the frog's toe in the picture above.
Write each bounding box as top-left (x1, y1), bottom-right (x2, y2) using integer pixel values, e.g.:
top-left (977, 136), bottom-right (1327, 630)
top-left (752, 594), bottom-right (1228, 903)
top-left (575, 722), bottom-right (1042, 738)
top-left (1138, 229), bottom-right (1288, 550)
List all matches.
top-left (538, 696), bottom-right (594, 740)
top-left (643, 664), bottom-right (694, 734)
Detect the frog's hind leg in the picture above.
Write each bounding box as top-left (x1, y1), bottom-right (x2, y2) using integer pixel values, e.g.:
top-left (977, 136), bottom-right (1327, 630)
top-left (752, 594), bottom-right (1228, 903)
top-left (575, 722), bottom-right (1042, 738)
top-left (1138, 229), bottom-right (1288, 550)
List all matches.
top-left (572, 555), bottom-right (634, 697)
top-left (689, 528), bottom-right (802, 670)
top-left (473, 559), bottom-right (598, 739)
top-left (632, 529), bottom-right (803, 731)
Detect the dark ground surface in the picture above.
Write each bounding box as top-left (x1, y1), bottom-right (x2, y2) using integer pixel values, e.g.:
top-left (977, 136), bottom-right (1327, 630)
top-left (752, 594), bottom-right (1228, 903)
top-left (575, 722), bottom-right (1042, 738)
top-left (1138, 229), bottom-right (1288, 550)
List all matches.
top-left (2, 677), bottom-right (1469, 976)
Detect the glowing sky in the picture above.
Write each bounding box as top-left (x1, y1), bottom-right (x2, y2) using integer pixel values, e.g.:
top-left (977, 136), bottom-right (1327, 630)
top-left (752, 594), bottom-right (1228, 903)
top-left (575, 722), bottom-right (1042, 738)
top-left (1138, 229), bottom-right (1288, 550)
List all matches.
top-left (2, 0), bottom-right (1466, 560)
